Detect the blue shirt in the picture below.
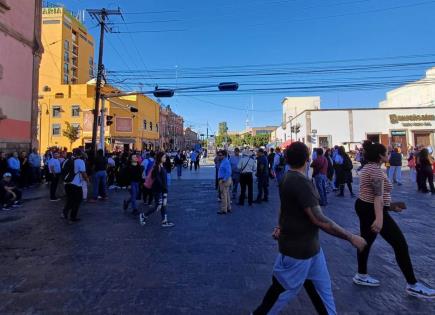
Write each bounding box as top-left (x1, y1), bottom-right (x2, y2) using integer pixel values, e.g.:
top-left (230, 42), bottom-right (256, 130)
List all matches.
top-left (48, 158), bottom-right (61, 174)
top-left (7, 157), bottom-right (20, 170)
top-left (71, 159), bottom-right (86, 187)
top-left (218, 158), bottom-right (232, 181)
top-left (229, 155), bottom-right (241, 173)
top-left (29, 153), bottom-right (41, 168)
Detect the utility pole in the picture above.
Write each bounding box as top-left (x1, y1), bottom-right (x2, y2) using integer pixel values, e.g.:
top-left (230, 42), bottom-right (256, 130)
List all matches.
top-left (87, 8), bottom-right (122, 154)
top-left (99, 96), bottom-right (106, 153)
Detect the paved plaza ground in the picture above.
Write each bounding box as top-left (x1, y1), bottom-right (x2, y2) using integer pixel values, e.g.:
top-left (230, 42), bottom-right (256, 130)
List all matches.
top-left (0, 165), bottom-right (434, 314)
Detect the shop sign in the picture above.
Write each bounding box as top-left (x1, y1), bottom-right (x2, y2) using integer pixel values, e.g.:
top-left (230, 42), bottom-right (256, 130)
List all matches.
top-left (391, 130), bottom-right (406, 136)
top-left (389, 114), bottom-right (434, 127)
top-left (42, 7), bottom-right (62, 15)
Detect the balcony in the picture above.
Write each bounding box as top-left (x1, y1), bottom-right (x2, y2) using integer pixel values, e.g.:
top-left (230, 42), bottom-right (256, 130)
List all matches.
top-left (72, 45), bottom-right (78, 56)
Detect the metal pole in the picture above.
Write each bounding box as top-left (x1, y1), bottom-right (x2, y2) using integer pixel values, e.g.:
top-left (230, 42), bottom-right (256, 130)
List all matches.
top-left (99, 96), bottom-right (105, 153)
top-left (91, 9), bottom-right (106, 154)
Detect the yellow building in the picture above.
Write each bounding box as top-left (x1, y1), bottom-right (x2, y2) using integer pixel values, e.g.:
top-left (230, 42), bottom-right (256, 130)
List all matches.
top-left (38, 83), bottom-right (160, 152)
top-left (39, 5), bottom-right (94, 88)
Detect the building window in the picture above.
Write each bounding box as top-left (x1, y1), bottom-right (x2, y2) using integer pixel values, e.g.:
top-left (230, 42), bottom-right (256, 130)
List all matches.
top-left (72, 46), bottom-right (78, 56)
top-left (64, 40), bottom-right (69, 51)
top-left (52, 124), bottom-right (61, 136)
top-left (71, 123), bottom-right (80, 130)
top-left (156, 123), bottom-right (159, 132)
top-left (52, 106), bottom-right (61, 117)
top-left (72, 105), bottom-right (80, 117)
top-left (150, 122), bottom-right (153, 131)
top-left (63, 74), bottom-right (69, 84)
top-left (64, 51), bottom-right (69, 62)
top-left (72, 31), bottom-right (77, 43)
top-left (64, 63), bottom-right (69, 73)
top-left (143, 120), bottom-right (147, 130)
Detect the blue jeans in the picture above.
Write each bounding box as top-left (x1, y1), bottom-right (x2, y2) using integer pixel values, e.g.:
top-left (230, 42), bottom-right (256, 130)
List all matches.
top-left (274, 168), bottom-right (284, 183)
top-left (267, 250), bottom-right (336, 315)
top-left (314, 174), bottom-right (328, 206)
top-left (388, 166), bottom-right (402, 184)
top-left (92, 170), bottom-right (107, 199)
top-left (231, 172), bottom-right (240, 198)
top-left (177, 165), bottom-right (182, 177)
top-left (127, 181), bottom-right (139, 210)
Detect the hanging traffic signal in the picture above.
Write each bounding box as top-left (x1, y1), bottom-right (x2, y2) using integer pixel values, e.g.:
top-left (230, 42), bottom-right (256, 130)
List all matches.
top-left (106, 115), bottom-right (113, 126)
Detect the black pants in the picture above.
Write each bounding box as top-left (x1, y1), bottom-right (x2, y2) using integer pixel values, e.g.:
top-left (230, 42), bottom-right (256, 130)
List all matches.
top-left (239, 172), bottom-right (253, 205)
top-left (339, 182), bottom-right (353, 195)
top-left (256, 176), bottom-right (269, 201)
top-left (64, 184), bottom-right (83, 220)
top-left (355, 199), bottom-right (417, 284)
top-left (50, 174), bottom-right (59, 200)
top-left (142, 186), bottom-right (153, 205)
top-left (253, 276), bottom-right (328, 315)
top-left (420, 166), bottom-right (434, 193)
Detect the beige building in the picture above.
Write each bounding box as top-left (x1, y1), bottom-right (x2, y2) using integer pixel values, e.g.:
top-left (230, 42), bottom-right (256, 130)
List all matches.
top-left (380, 67), bottom-right (435, 108)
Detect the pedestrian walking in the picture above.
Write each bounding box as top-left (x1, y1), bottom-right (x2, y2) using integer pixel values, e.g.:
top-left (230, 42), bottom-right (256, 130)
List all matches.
top-left (335, 146), bottom-right (355, 197)
top-left (254, 148), bottom-right (269, 203)
top-left (163, 154), bottom-right (172, 186)
top-left (416, 148), bottom-right (435, 194)
top-left (267, 148), bottom-right (275, 179)
top-left (273, 147), bottom-right (285, 183)
top-left (253, 142), bottom-right (367, 314)
top-left (90, 149), bottom-right (108, 202)
top-left (217, 150), bottom-right (232, 214)
top-left (123, 154), bottom-right (142, 215)
top-left (352, 142), bottom-right (435, 298)
top-left (229, 148), bottom-right (241, 199)
top-left (388, 147), bottom-right (403, 185)
top-left (62, 149), bottom-right (88, 222)
top-left (311, 148), bottom-right (329, 206)
top-left (174, 150), bottom-right (185, 178)
top-left (190, 150), bottom-right (198, 171)
top-left (48, 152), bottom-right (61, 201)
top-left (140, 152), bottom-right (175, 227)
top-left (237, 149), bottom-right (256, 206)
top-left (141, 151), bottom-right (155, 205)
top-left (28, 148), bottom-right (41, 185)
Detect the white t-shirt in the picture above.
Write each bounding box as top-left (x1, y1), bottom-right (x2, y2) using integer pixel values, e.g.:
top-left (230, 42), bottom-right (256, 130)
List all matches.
top-left (71, 159), bottom-right (86, 187)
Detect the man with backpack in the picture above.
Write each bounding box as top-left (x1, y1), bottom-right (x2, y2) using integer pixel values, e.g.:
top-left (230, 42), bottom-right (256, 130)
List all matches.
top-left (273, 147), bottom-right (286, 183)
top-left (62, 149), bottom-right (89, 222)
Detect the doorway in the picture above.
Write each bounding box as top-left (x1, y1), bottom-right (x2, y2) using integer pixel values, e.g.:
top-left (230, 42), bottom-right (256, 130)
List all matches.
top-left (391, 130), bottom-right (407, 154)
top-left (414, 132), bottom-right (432, 147)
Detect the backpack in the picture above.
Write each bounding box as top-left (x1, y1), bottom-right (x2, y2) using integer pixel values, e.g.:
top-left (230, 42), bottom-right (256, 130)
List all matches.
top-left (276, 154), bottom-right (286, 171)
top-left (144, 167), bottom-right (154, 189)
top-left (145, 158), bottom-right (154, 176)
top-left (62, 158), bottom-right (76, 183)
top-left (343, 155), bottom-right (353, 171)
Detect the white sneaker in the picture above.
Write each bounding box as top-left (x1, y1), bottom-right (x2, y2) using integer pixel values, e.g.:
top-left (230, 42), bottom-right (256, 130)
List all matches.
top-left (161, 221), bottom-right (175, 228)
top-left (139, 213), bottom-right (146, 226)
top-left (406, 282), bottom-right (435, 299)
top-left (353, 273), bottom-right (380, 287)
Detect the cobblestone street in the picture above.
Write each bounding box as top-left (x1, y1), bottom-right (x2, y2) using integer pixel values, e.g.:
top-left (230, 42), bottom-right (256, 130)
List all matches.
top-left (0, 166), bottom-right (434, 314)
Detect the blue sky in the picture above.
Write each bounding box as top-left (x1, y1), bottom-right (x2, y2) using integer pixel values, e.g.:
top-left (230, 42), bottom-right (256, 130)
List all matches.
top-left (60, 0), bottom-right (435, 135)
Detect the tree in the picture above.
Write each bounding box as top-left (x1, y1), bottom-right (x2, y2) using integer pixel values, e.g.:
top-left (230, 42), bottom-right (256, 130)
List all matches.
top-left (63, 122), bottom-right (80, 150)
top-left (252, 134), bottom-right (270, 147)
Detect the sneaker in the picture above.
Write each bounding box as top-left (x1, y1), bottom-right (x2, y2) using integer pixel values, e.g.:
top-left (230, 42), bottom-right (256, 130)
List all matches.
top-left (161, 221), bottom-right (175, 228)
top-left (406, 282), bottom-right (435, 299)
top-left (139, 213), bottom-right (146, 226)
top-left (353, 274), bottom-right (380, 287)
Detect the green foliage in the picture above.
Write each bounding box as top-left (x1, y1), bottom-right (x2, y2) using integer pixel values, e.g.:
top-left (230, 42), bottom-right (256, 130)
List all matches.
top-left (63, 122), bottom-right (80, 149)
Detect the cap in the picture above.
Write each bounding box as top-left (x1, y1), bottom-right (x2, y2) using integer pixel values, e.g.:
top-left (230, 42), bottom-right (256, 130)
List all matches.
top-left (3, 172), bottom-right (12, 178)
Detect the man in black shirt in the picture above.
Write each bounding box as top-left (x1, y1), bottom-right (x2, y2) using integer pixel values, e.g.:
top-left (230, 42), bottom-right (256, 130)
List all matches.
top-left (90, 149), bottom-right (108, 202)
top-left (253, 142), bottom-right (366, 315)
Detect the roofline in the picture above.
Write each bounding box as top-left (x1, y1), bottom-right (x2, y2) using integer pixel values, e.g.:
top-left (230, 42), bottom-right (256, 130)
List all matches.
top-left (289, 106), bottom-right (435, 122)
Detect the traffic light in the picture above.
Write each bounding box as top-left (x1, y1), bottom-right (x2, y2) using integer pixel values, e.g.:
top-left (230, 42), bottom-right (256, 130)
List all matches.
top-left (106, 115), bottom-right (113, 126)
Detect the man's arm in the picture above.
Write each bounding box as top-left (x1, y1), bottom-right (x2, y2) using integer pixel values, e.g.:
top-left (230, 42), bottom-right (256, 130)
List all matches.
top-left (304, 205), bottom-right (352, 241)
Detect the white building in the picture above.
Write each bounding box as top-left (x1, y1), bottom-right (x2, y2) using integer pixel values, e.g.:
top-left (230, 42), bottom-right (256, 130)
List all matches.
top-left (272, 68), bottom-right (435, 153)
top-left (380, 67), bottom-right (435, 108)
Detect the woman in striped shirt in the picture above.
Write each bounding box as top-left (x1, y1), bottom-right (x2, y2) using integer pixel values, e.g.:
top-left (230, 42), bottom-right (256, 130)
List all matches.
top-left (352, 142), bottom-right (435, 299)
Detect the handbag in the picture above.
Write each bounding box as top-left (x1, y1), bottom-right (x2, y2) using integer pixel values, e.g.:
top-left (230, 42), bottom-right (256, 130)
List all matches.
top-left (144, 169), bottom-right (154, 189)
